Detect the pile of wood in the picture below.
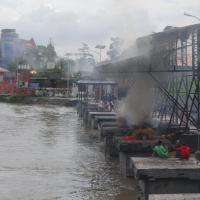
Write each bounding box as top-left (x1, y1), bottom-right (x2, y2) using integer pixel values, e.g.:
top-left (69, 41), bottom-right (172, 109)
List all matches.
top-left (134, 127), bottom-right (155, 140)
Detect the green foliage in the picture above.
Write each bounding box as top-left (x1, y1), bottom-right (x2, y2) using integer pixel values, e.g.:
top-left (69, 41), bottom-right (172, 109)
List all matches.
top-left (76, 43), bottom-right (96, 70)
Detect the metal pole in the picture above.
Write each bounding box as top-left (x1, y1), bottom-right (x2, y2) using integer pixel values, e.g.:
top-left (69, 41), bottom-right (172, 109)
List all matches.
top-left (67, 59), bottom-right (70, 96)
top-left (197, 28), bottom-right (200, 129)
top-left (16, 66), bottom-right (18, 88)
top-left (16, 65), bottom-right (19, 88)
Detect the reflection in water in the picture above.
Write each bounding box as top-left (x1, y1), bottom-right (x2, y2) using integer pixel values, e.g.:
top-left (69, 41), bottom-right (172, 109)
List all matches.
top-left (0, 103), bottom-right (135, 200)
top-left (40, 110), bottom-right (61, 146)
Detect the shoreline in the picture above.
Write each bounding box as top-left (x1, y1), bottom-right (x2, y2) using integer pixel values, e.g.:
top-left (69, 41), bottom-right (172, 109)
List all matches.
top-left (0, 95), bottom-right (77, 106)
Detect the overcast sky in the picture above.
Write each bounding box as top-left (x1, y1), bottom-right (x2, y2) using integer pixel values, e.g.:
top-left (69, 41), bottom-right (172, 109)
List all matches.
top-left (1, 0), bottom-right (200, 58)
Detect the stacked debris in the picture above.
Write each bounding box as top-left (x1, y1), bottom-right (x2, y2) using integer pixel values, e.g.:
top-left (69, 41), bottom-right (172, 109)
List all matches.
top-left (134, 127), bottom-right (155, 140)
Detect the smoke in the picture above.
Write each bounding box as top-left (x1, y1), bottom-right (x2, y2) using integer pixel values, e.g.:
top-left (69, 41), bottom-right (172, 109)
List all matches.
top-left (116, 36), bottom-right (171, 126)
top-left (118, 72), bottom-right (155, 126)
top-left (74, 62), bottom-right (94, 73)
top-left (111, 3), bottom-right (156, 126)
top-left (115, 31), bottom-right (167, 126)
top-left (109, 0), bottom-right (155, 51)
top-left (95, 1), bottom-right (169, 125)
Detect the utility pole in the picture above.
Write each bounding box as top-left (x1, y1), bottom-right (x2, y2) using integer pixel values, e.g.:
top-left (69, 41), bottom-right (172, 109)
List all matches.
top-left (16, 65), bottom-right (19, 88)
top-left (65, 53), bottom-right (72, 96)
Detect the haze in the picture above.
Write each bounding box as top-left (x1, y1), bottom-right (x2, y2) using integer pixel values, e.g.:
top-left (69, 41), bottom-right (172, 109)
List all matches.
top-left (1, 0), bottom-right (200, 56)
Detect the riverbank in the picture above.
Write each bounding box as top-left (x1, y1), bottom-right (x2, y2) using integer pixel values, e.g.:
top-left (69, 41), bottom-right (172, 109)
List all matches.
top-left (0, 95), bottom-right (77, 106)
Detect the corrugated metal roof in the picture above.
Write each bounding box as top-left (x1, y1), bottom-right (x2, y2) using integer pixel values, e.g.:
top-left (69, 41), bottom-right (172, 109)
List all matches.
top-left (77, 80), bottom-right (117, 85)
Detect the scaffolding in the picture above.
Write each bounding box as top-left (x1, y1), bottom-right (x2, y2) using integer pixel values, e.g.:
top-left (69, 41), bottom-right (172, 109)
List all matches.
top-left (96, 24), bottom-right (200, 131)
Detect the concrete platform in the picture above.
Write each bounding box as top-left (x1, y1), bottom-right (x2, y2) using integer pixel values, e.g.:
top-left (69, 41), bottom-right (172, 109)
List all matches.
top-left (89, 111), bottom-right (116, 117)
top-left (99, 121), bottom-right (118, 128)
top-left (116, 139), bottom-right (165, 153)
top-left (92, 115), bottom-right (117, 129)
top-left (88, 112), bottom-right (116, 127)
top-left (149, 194), bottom-right (200, 200)
top-left (101, 126), bottom-right (118, 135)
top-left (117, 139), bottom-right (169, 177)
top-left (131, 157), bottom-right (200, 200)
top-left (104, 135), bottom-right (121, 158)
top-left (98, 126), bottom-right (118, 140)
top-left (132, 157), bottom-right (200, 179)
top-left (83, 106), bottom-right (106, 122)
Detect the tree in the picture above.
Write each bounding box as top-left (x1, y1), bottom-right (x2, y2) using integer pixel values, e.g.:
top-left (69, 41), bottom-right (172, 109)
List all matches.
top-left (107, 37), bottom-right (124, 60)
top-left (56, 58), bottom-right (75, 75)
top-left (75, 43), bottom-right (96, 72)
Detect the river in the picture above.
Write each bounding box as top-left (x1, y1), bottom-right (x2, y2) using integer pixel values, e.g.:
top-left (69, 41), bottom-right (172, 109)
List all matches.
top-left (0, 103), bottom-right (135, 200)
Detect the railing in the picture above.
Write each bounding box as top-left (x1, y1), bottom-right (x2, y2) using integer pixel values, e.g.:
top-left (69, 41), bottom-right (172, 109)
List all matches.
top-left (0, 82), bottom-right (34, 96)
top-left (34, 88), bottom-right (72, 97)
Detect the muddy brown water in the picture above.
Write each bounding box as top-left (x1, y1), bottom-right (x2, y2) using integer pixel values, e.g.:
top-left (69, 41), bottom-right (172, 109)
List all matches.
top-left (0, 103), bottom-right (136, 200)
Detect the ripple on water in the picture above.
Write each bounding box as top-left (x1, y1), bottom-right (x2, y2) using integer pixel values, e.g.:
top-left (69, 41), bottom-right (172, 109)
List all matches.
top-left (0, 103), bottom-right (135, 200)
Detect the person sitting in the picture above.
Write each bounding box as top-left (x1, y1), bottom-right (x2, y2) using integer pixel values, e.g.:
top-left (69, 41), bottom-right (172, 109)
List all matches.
top-left (176, 143), bottom-right (191, 160)
top-left (152, 140), bottom-right (169, 158)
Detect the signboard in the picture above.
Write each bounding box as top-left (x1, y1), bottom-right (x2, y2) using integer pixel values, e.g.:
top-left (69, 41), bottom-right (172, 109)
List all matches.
top-left (47, 62), bottom-right (55, 69)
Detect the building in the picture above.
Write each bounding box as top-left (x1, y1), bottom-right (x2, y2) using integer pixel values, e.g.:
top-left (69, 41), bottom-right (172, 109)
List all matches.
top-left (0, 29), bottom-right (36, 68)
top-left (0, 29), bottom-right (19, 66)
top-left (0, 67), bottom-right (9, 83)
top-left (0, 29), bottom-right (60, 72)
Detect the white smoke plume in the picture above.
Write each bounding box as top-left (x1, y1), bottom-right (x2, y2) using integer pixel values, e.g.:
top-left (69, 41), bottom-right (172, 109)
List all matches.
top-left (118, 73), bottom-right (155, 126)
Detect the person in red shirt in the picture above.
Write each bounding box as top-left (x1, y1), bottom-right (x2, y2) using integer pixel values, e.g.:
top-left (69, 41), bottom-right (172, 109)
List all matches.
top-left (176, 143), bottom-right (191, 160)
